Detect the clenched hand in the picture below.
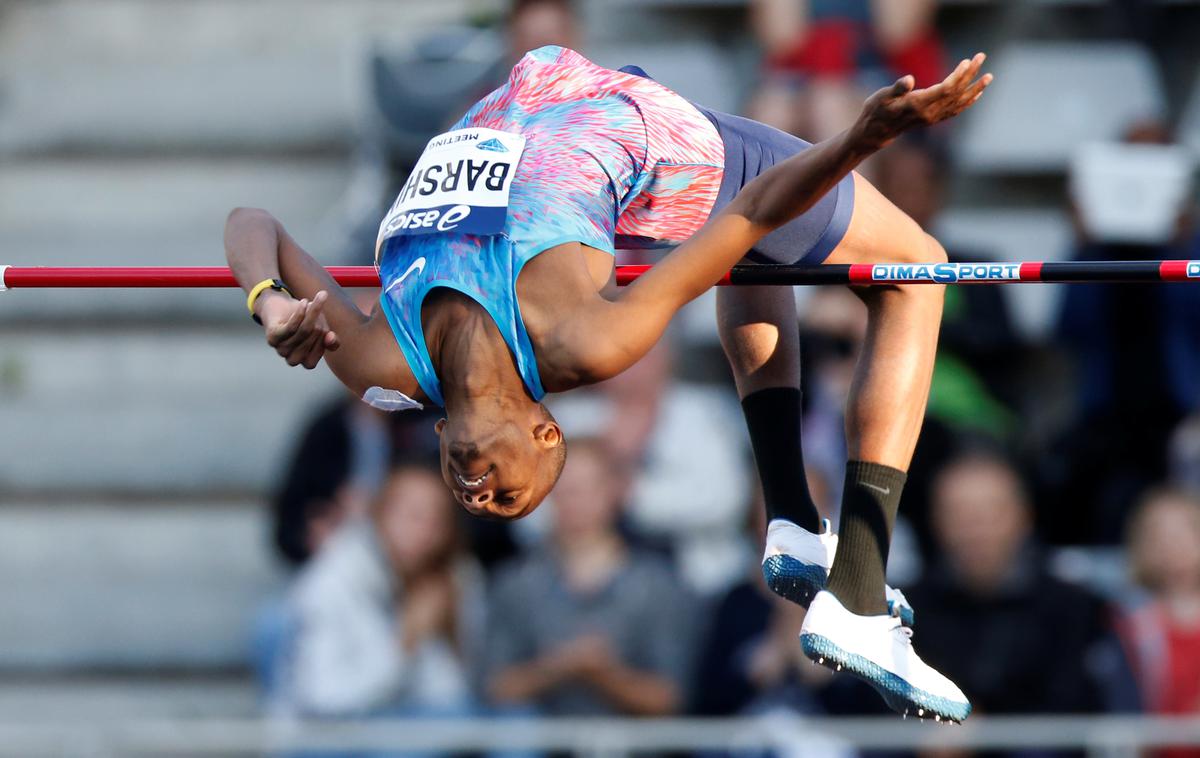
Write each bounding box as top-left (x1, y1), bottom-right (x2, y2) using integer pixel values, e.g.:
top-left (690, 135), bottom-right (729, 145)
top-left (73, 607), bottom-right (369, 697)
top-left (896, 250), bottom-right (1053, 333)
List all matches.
top-left (257, 289), bottom-right (341, 369)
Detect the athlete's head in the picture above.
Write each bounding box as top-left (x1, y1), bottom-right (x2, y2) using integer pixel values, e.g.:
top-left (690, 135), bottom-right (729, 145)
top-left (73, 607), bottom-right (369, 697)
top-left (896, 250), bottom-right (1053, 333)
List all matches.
top-left (435, 398), bottom-right (566, 520)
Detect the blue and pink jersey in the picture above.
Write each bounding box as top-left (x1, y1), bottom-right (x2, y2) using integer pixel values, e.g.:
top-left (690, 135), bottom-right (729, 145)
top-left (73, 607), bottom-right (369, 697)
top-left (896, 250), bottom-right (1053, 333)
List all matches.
top-left (375, 45), bottom-right (853, 407)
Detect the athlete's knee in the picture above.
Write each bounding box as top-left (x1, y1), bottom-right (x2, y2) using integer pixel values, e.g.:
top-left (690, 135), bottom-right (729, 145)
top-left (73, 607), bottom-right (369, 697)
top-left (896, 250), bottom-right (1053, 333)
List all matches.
top-left (882, 228), bottom-right (946, 267)
top-left (863, 233), bottom-right (948, 307)
top-left (924, 234), bottom-right (949, 265)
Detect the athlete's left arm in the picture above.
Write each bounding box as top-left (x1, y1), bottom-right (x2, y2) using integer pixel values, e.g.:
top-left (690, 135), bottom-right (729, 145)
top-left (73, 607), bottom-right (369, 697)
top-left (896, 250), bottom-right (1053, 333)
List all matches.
top-left (552, 55), bottom-right (991, 384)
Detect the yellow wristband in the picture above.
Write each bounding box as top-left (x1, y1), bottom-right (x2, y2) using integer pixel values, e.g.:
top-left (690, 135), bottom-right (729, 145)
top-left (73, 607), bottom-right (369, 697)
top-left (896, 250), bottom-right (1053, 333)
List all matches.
top-left (247, 278), bottom-right (292, 319)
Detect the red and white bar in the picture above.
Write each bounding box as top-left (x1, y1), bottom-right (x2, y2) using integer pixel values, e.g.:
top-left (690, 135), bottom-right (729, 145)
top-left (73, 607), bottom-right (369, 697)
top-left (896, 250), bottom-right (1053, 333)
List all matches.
top-left (3, 261), bottom-right (1200, 291)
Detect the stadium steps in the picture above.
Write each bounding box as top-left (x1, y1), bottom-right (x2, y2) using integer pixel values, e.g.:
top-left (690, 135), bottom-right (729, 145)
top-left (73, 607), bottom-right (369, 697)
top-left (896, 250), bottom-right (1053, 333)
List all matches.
top-left (0, 329), bottom-right (342, 494)
top-left (0, 674), bottom-right (258, 721)
top-left (0, 156), bottom-right (359, 324)
top-left (0, 0), bottom-right (476, 155)
top-left (0, 502), bottom-right (283, 669)
top-left (954, 41), bottom-right (1167, 173)
top-left (0, 0), bottom-right (485, 674)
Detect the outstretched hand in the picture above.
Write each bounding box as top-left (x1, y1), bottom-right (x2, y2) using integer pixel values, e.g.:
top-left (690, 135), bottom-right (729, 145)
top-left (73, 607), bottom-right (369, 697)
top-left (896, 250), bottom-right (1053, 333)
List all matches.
top-left (258, 289), bottom-right (341, 369)
top-left (856, 53), bottom-right (992, 150)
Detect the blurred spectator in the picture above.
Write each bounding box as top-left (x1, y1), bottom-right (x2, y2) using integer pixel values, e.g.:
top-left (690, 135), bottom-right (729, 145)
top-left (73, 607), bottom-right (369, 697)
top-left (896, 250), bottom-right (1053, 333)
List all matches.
top-left (1050, 122), bottom-right (1200, 544)
top-left (274, 463), bottom-right (484, 719)
top-left (747, 0), bottom-right (945, 140)
top-left (906, 451), bottom-right (1136, 719)
top-left (1169, 414), bottom-right (1200, 494)
top-left (484, 438), bottom-right (694, 716)
top-left (547, 339), bottom-right (752, 596)
top-left (506, 0), bottom-right (579, 68)
top-left (271, 395), bottom-right (433, 567)
top-left (1117, 488), bottom-right (1200, 757)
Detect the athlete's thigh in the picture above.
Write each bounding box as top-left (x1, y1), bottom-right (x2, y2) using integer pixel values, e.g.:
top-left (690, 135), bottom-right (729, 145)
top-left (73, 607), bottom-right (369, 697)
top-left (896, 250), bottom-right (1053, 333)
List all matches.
top-left (823, 173), bottom-right (939, 266)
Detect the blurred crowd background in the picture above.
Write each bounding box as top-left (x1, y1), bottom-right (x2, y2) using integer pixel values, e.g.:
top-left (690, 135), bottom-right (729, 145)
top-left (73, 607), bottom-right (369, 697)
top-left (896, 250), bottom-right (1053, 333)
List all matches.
top-left (2, 0), bottom-right (1200, 755)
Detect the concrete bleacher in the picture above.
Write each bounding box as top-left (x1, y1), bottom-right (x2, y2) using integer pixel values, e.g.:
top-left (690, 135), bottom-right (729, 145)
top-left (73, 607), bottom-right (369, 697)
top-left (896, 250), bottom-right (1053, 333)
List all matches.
top-left (0, 157), bottom-right (356, 322)
top-left (0, 331), bottom-right (340, 493)
top-left (0, 503), bottom-right (281, 668)
top-left (954, 42), bottom-right (1168, 173)
top-left (0, 0), bottom-right (474, 706)
top-left (0, 0), bottom-right (483, 154)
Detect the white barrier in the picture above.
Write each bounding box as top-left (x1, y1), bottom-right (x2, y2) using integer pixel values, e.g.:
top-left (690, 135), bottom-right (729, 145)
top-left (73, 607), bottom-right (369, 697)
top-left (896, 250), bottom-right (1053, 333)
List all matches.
top-left (0, 716), bottom-right (1196, 758)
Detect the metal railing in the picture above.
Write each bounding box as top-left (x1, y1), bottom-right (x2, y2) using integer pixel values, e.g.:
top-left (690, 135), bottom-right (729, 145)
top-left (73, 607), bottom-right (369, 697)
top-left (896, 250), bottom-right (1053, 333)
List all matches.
top-left (0, 715), bottom-right (1198, 758)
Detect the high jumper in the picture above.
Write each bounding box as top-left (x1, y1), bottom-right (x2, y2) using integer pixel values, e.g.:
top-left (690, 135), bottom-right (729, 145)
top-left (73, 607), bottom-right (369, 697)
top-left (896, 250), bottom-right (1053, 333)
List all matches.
top-left (221, 45), bottom-right (990, 721)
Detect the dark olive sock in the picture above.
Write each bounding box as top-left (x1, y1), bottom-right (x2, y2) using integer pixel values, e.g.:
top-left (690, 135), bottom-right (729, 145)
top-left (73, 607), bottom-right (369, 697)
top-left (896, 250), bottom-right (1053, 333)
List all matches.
top-left (740, 388), bottom-right (821, 533)
top-left (825, 461), bottom-right (906, 616)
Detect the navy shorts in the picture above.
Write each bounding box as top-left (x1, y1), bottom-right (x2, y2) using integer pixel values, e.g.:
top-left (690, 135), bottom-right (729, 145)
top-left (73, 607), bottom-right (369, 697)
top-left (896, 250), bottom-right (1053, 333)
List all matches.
top-left (618, 64), bottom-right (855, 265)
top-left (693, 105), bottom-right (856, 265)
top-left (619, 61), bottom-right (854, 266)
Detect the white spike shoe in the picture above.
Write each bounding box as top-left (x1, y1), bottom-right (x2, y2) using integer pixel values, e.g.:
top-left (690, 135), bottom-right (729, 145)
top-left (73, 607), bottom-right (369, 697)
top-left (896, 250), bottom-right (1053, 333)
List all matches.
top-left (800, 590), bottom-right (971, 723)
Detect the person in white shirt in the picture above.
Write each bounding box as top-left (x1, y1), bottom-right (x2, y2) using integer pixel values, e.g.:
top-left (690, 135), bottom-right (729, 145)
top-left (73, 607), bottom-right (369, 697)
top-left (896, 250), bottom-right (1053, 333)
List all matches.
top-left (276, 462), bottom-right (484, 718)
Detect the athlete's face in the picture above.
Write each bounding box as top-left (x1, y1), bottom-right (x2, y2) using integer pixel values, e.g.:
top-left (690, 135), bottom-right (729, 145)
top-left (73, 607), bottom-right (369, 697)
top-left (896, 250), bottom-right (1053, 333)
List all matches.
top-left (435, 405), bottom-right (565, 520)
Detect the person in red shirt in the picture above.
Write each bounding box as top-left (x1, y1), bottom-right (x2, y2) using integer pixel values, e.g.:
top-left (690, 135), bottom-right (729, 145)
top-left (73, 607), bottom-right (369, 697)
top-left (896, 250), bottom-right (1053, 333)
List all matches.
top-left (1118, 487), bottom-right (1200, 758)
top-left (748, 0), bottom-right (946, 140)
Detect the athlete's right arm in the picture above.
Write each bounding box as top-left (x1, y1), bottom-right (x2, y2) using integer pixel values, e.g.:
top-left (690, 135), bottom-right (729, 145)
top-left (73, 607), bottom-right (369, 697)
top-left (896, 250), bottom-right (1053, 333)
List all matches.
top-left (223, 207), bottom-right (392, 393)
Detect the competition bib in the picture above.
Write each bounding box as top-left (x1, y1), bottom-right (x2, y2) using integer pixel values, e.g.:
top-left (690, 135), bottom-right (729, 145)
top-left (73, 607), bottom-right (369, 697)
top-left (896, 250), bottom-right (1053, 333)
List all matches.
top-left (377, 127), bottom-right (526, 245)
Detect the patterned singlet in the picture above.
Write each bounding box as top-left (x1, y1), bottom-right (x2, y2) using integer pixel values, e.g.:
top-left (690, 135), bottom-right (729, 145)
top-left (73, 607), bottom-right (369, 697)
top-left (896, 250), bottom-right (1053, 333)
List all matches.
top-left (375, 45), bottom-right (725, 407)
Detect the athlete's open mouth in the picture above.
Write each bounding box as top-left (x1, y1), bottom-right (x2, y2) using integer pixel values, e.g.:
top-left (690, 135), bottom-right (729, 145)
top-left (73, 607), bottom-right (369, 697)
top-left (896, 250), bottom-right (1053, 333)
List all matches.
top-left (454, 469), bottom-right (491, 489)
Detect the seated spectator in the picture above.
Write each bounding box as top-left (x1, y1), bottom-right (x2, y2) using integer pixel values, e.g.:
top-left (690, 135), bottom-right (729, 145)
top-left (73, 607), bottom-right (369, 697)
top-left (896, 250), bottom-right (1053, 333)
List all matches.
top-left (1049, 121), bottom-right (1200, 544)
top-left (253, 390), bottom-right (448, 699)
top-left (271, 392), bottom-right (442, 568)
top-left (272, 463), bottom-right (484, 719)
top-left (905, 451), bottom-right (1135, 717)
top-left (506, 0), bottom-right (579, 69)
top-left (548, 339), bottom-right (752, 596)
top-left (747, 0), bottom-right (945, 140)
top-left (1117, 488), bottom-right (1200, 757)
top-left (484, 438), bottom-right (694, 716)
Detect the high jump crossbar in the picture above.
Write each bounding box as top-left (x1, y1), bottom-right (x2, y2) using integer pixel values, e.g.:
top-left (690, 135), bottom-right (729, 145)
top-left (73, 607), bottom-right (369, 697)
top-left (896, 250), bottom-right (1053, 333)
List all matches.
top-left (2, 261), bottom-right (1200, 291)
